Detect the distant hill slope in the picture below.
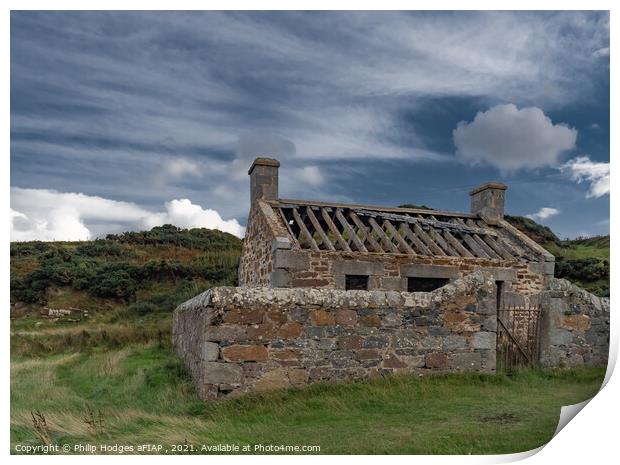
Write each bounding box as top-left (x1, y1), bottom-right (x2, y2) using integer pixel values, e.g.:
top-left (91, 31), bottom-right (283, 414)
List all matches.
top-left (10, 224), bottom-right (243, 315)
top-left (505, 216), bottom-right (609, 297)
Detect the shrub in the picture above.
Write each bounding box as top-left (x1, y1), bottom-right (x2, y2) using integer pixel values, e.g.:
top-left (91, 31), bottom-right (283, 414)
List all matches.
top-left (76, 240), bottom-right (123, 257)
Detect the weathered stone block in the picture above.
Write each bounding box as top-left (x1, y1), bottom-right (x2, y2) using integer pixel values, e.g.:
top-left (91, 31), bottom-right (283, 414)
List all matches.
top-left (443, 335), bottom-right (467, 350)
top-left (271, 236), bottom-right (292, 251)
top-left (400, 264), bottom-right (459, 279)
top-left (380, 277), bottom-right (406, 291)
top-left (480, 267), bottom-right (517, 282)
top-left (355, 349), bottom-right (382, 360)
top-left (288, 369), bottom-right (309, 386)
top-left (472, 332), bottom-right (495, 350)
top-left (392, 330), bottom-right (421, 348)
top-left (332, 260), bottom-right (384, 276)
top-left (247, 323), bottom-right (275, 341)
top-left (338, 335), bottom-right (364, 350)
top-left (310, 309), bottom-right (336, 326)
top-left (382, 352), bottom-right (407, 368)
top-left (550, 329), bottom-right (573, 346)
top-left (201, 342), bottom-right (219, 361)
top-left (382, 310), bottom-right (402, 327)
top-left (278, 322), bottom-right (304, 338)
top-left (362, 336), bottom-right (390, 349)
top-left (425, 352), bottom-right (448, 369)
top-left (221, 345), bottom-right (268, 362)
top-left (223, 309), bottom-right (264, 325)
top-left (360, 314), bottom-right (382, 327)
top-left (335, 309), bottom-right (358, 326)
top-left (442, 312), bottom-right (480, 332)
top-left (329, 350), bottom-right (358, 368)
top-left (206, 325), bottom-right (246, 342)
top-left (561, 314), bottom-right (591, 332)
top-left (270, 349), bottom-right (299, 361)
top-left (274, 249), bottom-right (310, 270)
top-left (449, 352), bottom-right (482, 370)
top-left (271, 269), bottom-right (292, 288)
top-left (204, 362), bottom-right (243, 385)
top-left (318, 338), bottom-right (337, 350)
top-left (481, 316), bottom-right (497, 332)
top-left (254, 369), bottom-right (290, 391)
top-left (289, 307), bottom-right (308, 323)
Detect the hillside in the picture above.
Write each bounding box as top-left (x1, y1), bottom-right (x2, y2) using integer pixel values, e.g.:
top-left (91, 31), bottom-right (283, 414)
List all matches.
top-left (505, 215), bottom-right (609, 297)
top-left (10, 224), bottom-right (242, 319)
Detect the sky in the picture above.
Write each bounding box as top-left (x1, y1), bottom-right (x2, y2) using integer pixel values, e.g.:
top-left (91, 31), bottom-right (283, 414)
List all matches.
top-left (10, 11), bottom-right (610, 241)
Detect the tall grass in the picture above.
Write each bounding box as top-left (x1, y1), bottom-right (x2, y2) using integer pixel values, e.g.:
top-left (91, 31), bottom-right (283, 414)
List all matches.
top-left (11, 339), bottom-right (605, 455)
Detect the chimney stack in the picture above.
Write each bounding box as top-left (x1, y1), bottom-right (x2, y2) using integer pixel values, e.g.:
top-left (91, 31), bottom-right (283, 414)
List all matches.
top-left (248, 157), bottom-right (280, 205)
top-left (470, 182), bottom-right (507, 223)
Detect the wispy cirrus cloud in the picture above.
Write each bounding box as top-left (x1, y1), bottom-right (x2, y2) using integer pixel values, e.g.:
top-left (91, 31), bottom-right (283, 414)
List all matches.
top-left (561, 156), bottom-right (610, 198)
top-left (10, 11), bottom-right (610, 239)
top-left (526, 207), bottom-right (560, 221)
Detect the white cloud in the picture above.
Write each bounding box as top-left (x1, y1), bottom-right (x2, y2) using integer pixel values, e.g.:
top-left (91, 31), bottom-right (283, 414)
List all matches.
top-left (560, 156), bottom-right (610, 198)
top-left (453, 104), bottom-right (577, 173)
top-left (593, 47), bottom-right (610, 58)
top-left (10, 187), bottom-right (244, 241)
top-left (163, 158), bottom-right (202, 178)
top-left (290, 166), bottom-right (324, 187)
top-left (145, 199), bottom-right (245, 237)
top-left (526, 207), bottom-right (560, 221)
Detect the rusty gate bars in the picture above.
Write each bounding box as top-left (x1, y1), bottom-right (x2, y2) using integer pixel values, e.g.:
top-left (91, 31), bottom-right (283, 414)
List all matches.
top-left (496, 304), bottom-right (542, 373)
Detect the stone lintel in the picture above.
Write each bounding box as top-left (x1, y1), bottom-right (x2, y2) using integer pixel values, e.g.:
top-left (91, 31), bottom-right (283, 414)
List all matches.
top-left (400, 264), bottom-right (459, 279)
top-left (479, 267), bottom-right (517, 282)
top-left (332, 260), bottom-right (384, 276)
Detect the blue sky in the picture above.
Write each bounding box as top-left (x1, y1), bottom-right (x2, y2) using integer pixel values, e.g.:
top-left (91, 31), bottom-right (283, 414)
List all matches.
top-left (10, 11), bottom-right (609, 240)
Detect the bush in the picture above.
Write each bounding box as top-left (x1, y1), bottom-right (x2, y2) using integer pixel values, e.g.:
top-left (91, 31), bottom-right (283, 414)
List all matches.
top-left (76, 240), bottom-right (123, 257)
top-left (555, 257), bottom-right (609, 282)
top-left (106, 224), bottom-right (241, 251)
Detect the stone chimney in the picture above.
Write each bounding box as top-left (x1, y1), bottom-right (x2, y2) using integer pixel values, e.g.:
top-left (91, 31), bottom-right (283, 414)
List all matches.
top-left (248, 157), bottom-right (280, 205)
top-left (470, 182), bottom-right (507, 224)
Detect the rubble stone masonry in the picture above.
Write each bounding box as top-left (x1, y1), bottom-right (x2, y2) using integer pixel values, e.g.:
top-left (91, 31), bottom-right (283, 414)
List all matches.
top-left (173, 271), bottom-right (499, 400)
top-left (538, 277), bottom-right (610, 368)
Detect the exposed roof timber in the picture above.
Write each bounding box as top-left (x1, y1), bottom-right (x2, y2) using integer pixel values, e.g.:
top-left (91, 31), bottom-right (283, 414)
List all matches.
top-left (276, 198), bottom-right (476, 219)
top-left (273, 201), bottom-right (549, 262)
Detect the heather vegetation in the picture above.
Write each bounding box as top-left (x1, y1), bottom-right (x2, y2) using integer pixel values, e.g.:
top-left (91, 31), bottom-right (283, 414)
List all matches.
top-left (10, 225), bottom-right (242, 307)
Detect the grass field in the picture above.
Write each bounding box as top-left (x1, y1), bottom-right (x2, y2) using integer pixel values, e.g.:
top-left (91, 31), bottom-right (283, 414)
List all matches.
top-left (11, 315), bottom-right (606, 455)
top-left (9, 227), bottom-right (609, 454)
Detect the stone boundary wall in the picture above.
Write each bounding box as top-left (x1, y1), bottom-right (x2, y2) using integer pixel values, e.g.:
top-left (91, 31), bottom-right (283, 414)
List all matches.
top-left (173, 271), bottom-right (499, 400)
top-left (537, 278), bottom-right (610, 367)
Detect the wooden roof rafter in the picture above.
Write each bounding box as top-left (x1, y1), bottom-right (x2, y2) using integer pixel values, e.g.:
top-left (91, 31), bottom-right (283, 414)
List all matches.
top-left (273, 200), bottom-right (545, 262)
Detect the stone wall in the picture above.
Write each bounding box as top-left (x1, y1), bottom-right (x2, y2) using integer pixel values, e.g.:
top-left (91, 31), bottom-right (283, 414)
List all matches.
top-left (238, 200), bottom-right (291, 287)
top-left (273, 248), bottom-right (548, 298)
top-left (173, 271), bottom-right (499, 400)
top-left (537, 278), bottom-right (610, 367)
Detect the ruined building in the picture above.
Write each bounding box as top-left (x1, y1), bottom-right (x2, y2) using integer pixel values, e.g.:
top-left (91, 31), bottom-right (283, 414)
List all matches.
top-left (239, 157), bottom-right (554, 302)
top-left (173, 157), bottom-right (609, 400)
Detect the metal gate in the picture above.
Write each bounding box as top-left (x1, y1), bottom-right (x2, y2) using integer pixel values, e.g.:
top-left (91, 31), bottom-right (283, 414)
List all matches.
top-left (496, 304), bottom-right (542, 372)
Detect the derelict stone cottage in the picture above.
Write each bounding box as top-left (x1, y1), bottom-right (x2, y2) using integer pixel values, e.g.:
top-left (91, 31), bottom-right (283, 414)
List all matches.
top-left (238, 158), bottom-right (554, 299)
top-left (173, 157), bottom-right (609, 401)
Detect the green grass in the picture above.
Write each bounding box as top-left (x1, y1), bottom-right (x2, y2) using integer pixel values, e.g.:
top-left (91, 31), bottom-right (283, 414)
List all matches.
top-left (9, 225), bottom-right (609, 454)
top-left (545, 237), bottom-right (610, 260)
top-left (11, 325), bottom-right (605, 454)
